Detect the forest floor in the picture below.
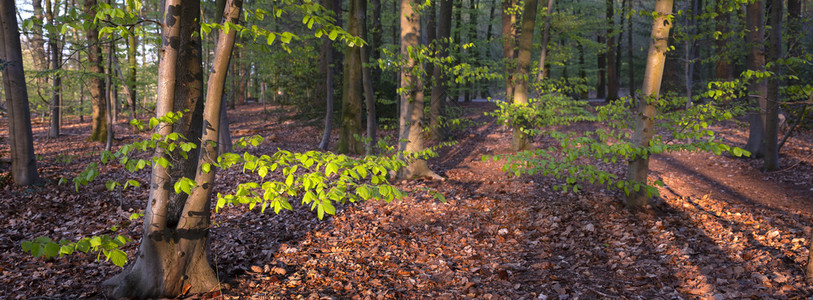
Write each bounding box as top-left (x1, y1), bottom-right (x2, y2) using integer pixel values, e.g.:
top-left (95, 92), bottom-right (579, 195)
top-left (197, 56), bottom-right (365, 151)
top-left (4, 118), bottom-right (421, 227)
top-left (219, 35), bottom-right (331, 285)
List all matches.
top-left (1, 101), bottom-right (813, 299)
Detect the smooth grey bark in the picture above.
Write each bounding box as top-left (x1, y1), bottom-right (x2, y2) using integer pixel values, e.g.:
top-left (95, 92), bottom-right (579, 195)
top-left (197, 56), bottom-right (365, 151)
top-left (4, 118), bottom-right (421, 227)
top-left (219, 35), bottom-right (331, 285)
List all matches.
top-left (102, 0), bottom-right (241, 297)
top-left (511, 0), bottom-right (539, 152)
top-left (624, 0), bottom-right (672, 210)
top-left (398, 0), bottom-right (440, 180)
top-left (0, 0), bottom-right (40, 185)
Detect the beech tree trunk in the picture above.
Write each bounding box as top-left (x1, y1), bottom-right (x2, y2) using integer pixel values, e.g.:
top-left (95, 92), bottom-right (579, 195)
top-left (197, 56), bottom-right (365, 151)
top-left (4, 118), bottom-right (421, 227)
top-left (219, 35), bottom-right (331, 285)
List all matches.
top-left (605, 0), bottom-right (618, 101)
top-left (359, 0), bottom-right (377, 155)
top-left (86, 0), bottom-right (108, 143)
top-left (763, 0), bottom-right (781, 171)
top-left (744, 0), bottom-right (768, 158)
top-left (596, 35), bottom-right (606, 99)
top-left (430, 0), bottom-right (453, 140)
top-left (126, 0), bottom-right (138, 120)
top-left (0, 0), bottom-right (40, 185)
top-left (338, 0), bottom-right (364, 155)
top-left (511, 0), bottom-right (539, 152)
top-left (47, 0), bottom-right (62, 138)
top-left (101, 0), bottom-right (241, 297)
top-left (502, 0), bottom-right (517, 101)
top-left (536, 0), bottom-right (554, 81)
top-left (627, 2), bottom-right (634, 98)
top-left (32, 0), bottom-right (48, 103)
top-left (398, 0), bottom-right (440, 180)
top-left (714, 5), bottom-right (732, 80)
top-left (624, 0), bottom-right (672, 210)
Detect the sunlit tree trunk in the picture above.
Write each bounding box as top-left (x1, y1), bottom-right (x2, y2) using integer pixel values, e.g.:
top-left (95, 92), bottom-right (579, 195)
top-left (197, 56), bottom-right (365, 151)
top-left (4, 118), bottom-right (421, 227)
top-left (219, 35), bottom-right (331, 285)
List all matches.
top-left (398, 0), bottom-right (440, 179)
top-left (0, 0), bottom-right (41, 186)
top-left (743, 0), bottom-right (767, 157)
top-left (338, 0), bottom-right (364, 155)
top-left (511, 0), bottom-right (538, 152)
top-left (86, 0), bottom-right (108, 143)
top-left (101, 0), bottom-right (241, 297)
top-left (624, 0), bottom-right (672, 210)
top-left (32, 0), bottom-right (48, 101)
top-left (536, 0), bottom-right (554, 81)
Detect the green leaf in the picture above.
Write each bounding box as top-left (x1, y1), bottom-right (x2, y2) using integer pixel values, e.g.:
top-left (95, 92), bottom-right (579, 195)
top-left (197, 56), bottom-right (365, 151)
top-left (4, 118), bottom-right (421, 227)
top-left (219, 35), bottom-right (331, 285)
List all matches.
top-left (108, 249), bottom-right (128, 267)
top-left (325, 162), bottom-right (338, 176)
top-left (202, 163), bottom-right (211, 173)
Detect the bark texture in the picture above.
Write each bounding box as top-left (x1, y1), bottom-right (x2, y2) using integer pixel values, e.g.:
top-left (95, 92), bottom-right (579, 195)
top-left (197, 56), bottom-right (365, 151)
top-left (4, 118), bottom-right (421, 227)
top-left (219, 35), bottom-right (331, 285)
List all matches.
top-left (338, 0), bottom-right (364, 155)
top-left (86, 0), bottom-right (108, 143)
top-left (398, 0), bottom-right (440, 180)
top-left (743, 0), bottom-right (767, 157)
top-left (511, 0), bottom-right (539, 152)
top-left (624, 0), bottom-right (673, 210)
top-left (502, 0), bottom-right (517, 101)
top-left (605, 0), bottom-right (618, 101)
top-left (536, 0), bottom-right (554, 81)
top-left (0, 0), bottom-right (40, 185)
top-left (100, 0), bottom-right (235, 297)
top-left (763, 0), bottom-right (781, 170)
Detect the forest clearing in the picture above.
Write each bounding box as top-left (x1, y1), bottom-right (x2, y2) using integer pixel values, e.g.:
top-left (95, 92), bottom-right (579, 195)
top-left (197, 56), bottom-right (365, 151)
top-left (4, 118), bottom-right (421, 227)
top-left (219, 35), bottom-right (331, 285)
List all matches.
top-left (2, 0), bottom-right (812, 298)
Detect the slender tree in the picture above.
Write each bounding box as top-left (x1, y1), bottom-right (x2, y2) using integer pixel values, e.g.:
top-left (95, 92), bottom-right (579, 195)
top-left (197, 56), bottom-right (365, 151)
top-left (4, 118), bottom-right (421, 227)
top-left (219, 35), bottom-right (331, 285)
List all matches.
top-left (430, 0), bottom-right (453, 140)
top-left (359, 0), bottom-right (377, 155)
top-left (743, 0), bottom-right (768, 157)
top-left (511, 0), bottom-right (539, 151)
top-left (606, 0), bottom-right (618, 101)
top-left (536, 0), bottom-right (554, 81)
top-left (47, 0), bottom-right (62, 137)
top-left (596, 35), bottom-right (606, 98)
top-left (502, 0), bottom-right (517, 101)
top-left (86, 0), bottom-right (108, 142)
top-left (624, 0), bottom-right (673, 209)
top-left (763, 0), bottom-right (781, 170)
top-left (337, 0), bottom-right (364, 155)
top-left (0, 0), bottom-right (41, 185)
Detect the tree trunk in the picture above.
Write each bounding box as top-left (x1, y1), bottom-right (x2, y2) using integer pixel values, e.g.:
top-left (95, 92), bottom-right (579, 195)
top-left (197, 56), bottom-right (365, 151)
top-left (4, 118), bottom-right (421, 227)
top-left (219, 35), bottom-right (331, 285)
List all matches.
top-left (32, 0), bottom-right (48, 103)
top-left (502, 0), bottom-right (517, 102)
top-left (714, 6), bottom-right (732, 80)
top-left (47, 0), bottom-right (61, 138)
top-left (318, 0), bottom-right (335, 151)
top-left (101, 0), bottom-right (241, 297)
top-left (126, 0), bottom-right (138, 120)
top-left (684, 0), bottom-right (698, 108)
top-left (430, 0), bottom-right (453, 141)
top-left (0, 0), bottom-right (41, 185)
top-left (807, 228), bottom-right (813, 283)
top-left (744, 0), bottom-right (767, 157)
top-left (627, 1), bottom-right (634, 98)
top-left (105, 31), bottom-right (114, 151)
top-left (511, 0), bottom-right (539, 152)
top-left (86, 0), bottom-right (108, 143)
top-left (398, 0), bottom-right (440, 180)
top-left (596, 35), bottom-right (606, 99)
top-left (338, 0), bottom-right (364, 155)
top-left (371, 0), bottom-right (382, 81)
top-left (787, 0), bottom-right (800, 57)
top-left (624, 0), bottom-right (673, 210)
top-left (536, 0), bottom-right (554, 81)
top-left (359, 0), bottom-right (377, 155)
top-left (763, 0), bottom-right (781, 171)
top-left (606, 0), bottom-right (618, 101)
